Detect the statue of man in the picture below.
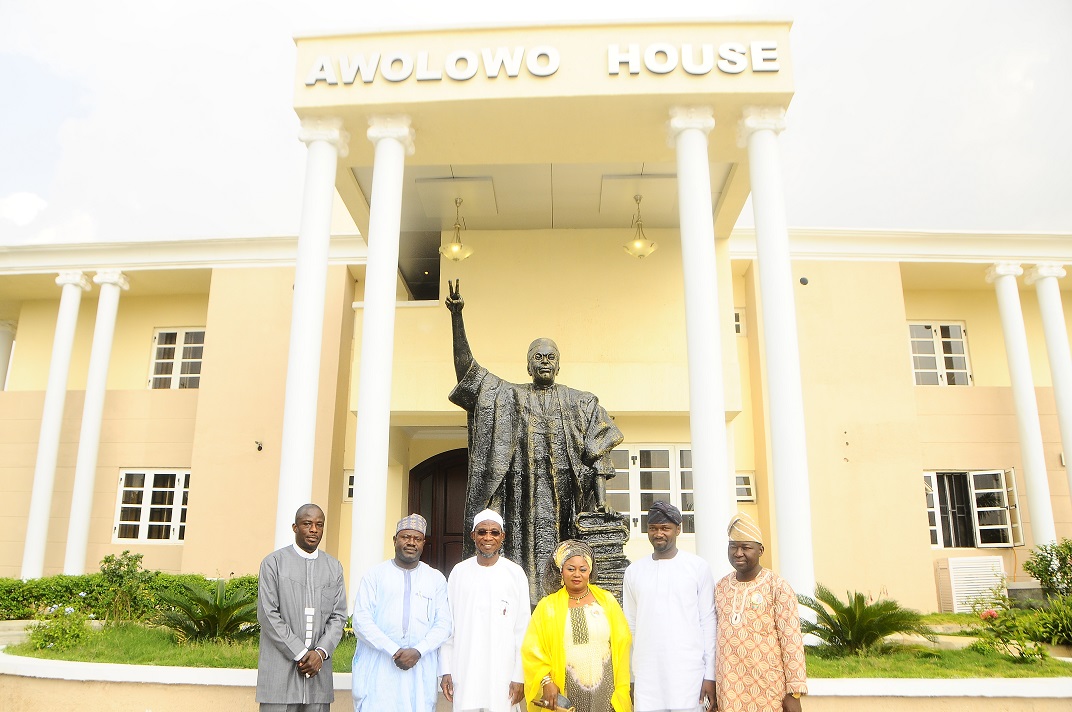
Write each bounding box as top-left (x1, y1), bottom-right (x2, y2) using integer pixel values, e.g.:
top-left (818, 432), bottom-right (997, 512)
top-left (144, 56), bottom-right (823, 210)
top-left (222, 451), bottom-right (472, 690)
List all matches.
top-left (446, 280), bottom-right (624, 600)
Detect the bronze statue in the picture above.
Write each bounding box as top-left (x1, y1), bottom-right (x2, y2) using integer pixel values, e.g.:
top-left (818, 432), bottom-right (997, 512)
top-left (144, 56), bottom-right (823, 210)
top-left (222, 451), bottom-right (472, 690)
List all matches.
top-left (446, 280), bottom-right (624, 600)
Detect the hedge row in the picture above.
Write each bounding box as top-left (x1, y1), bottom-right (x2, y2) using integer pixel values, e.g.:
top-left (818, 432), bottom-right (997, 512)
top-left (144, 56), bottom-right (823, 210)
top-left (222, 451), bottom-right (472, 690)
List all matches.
top-left (0, 573), bottom-right (259, 621)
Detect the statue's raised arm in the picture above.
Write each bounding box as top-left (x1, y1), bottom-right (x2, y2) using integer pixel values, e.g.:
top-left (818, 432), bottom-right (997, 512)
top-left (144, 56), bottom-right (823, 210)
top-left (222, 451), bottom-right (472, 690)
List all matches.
top-left (445, 279), bottom-right (474, 381)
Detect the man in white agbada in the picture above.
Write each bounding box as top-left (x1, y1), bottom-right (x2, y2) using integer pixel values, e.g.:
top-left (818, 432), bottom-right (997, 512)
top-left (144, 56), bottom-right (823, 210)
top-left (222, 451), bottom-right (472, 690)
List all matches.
top-left (623, 501), bottom-right (716, 712)
top-left (351, 514), bottom-right (451, 712)
top-left (440, 508), bottom-right (531, 712)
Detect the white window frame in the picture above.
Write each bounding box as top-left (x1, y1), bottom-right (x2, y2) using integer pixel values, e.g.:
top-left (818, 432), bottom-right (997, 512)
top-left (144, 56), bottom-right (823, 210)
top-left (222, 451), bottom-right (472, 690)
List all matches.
top-left (908, 321), bottom-right (972, 386)
top-left (923, 469), bottom-right (1023, 549)
top-left (735, 471), bottom-right (756, 502)
top-left (607, 444), bottom-right (696, 539)
top-left (112, 468), bottom-right (190, 544)
top-left (148, 327), bottom-right (205, 389)
top-left (343, 469), bottom-right (355, 502)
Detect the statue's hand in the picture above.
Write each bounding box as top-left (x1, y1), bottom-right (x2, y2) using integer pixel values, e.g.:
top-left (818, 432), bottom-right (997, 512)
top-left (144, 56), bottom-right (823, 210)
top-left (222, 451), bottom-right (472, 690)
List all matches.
top-left (445, 278), bottom-right (465, 313)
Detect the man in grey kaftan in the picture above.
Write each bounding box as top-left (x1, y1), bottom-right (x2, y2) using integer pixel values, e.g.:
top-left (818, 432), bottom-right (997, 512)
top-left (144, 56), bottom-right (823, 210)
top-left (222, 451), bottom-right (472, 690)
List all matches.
top-left (257, 504), bottom-right (348, 711)
top-left (445, 280), bottom-right (624, 601)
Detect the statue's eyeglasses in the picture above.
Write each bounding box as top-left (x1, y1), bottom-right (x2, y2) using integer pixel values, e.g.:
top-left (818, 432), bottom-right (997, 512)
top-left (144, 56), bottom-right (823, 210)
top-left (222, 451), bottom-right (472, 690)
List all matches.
top-left (475, 529), bottom-right (503, 537)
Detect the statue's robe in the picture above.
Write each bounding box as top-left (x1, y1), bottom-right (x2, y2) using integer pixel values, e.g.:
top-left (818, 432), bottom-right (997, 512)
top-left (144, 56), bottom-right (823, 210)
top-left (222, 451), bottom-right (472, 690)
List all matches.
top-left (449, 361), bottom-right (623, 601)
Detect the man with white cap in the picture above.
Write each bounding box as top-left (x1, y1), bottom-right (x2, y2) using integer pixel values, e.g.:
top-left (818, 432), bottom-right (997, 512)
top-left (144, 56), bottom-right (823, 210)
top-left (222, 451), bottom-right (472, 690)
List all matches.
top-left (714, 512), bottom-right (806, 712)
top-left (351, 514), bottom-right (452, 712)
top-left (623, 500), bottom-right (716, 712)
top-left (440, 508), bottom-right (531, 712)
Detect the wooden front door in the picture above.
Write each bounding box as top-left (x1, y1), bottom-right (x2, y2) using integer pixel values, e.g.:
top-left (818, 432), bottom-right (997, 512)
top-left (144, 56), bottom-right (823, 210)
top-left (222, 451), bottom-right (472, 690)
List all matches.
top-left (408, 448), bottom-right (468, 577)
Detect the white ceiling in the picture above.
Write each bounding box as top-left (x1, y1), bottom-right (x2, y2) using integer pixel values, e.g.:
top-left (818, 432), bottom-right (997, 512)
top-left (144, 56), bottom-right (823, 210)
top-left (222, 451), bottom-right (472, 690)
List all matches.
top-left (350, 162), bottom-right (735, 232)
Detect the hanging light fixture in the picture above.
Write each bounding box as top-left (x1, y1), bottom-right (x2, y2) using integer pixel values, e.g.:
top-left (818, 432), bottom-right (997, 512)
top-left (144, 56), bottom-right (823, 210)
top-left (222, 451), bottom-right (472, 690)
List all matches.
top-left (623, 194), bottom-right (657, 258)
top-left (439, 197), bottom-right (475, 262)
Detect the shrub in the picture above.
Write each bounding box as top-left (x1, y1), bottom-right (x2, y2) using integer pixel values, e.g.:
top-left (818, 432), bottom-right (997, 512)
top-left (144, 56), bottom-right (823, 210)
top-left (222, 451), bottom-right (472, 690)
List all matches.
top-left (797, 583), bottom-right (936, 656)
top-left (99, 551), bottom-right (154, 622)
top-left (1034, 595), bottom-right (1072, 646)
top-left (969, 605), bottom-right (1046, 661)
top-left (156, 578), bottom-right (259, 643)
top-left (27, 603), bottom-right (96, 651)
top-left (0, 575), bottom-right (109, 621)
top-left (1023, 539), bottom-right (1072, 598)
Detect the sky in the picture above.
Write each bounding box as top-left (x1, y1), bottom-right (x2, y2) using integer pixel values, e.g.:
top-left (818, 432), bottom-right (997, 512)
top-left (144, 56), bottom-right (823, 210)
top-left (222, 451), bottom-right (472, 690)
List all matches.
top-left (1, 0), bottom-right (1070, 246)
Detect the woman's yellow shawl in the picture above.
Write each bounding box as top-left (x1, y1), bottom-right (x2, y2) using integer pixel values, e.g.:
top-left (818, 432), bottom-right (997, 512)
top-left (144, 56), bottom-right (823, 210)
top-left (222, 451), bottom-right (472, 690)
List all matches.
top-left (521, 584), bottom-right (632, 712)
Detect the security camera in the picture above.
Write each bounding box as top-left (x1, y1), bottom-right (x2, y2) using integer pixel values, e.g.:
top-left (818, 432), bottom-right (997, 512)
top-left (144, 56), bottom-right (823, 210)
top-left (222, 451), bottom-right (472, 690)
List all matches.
top-left (255, 441), bottom-right (263, 451)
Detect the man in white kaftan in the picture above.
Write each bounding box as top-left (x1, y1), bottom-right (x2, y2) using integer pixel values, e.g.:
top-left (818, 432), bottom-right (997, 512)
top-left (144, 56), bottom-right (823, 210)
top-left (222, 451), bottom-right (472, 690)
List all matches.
top-left (623, 501), bottom-right (716, 712)
top-left (257, 504), bottom-right (348, 712)
top-left (352, 514), bottom-right (452, 712)
top-left (440, 509), bottom-right (531, 712)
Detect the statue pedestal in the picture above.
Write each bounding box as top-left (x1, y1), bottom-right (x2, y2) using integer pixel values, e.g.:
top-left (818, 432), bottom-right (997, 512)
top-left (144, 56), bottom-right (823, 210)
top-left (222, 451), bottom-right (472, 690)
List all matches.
top-left (575, 511), bottom-right (630, 604)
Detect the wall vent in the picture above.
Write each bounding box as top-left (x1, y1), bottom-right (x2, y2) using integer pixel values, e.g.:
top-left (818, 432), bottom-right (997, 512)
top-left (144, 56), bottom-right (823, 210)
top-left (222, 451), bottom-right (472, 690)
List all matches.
top-left (935, 556), bottom-right (1005, 613)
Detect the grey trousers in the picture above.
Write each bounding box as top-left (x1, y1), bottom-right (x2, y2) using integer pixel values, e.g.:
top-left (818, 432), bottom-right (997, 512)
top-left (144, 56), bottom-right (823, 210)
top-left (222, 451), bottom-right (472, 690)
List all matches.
top-left (259, 704), bottom-right (330, 712)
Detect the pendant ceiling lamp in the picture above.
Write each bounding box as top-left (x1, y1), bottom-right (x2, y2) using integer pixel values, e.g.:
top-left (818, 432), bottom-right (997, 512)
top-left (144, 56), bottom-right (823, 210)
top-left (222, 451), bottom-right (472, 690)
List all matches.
top-left (623, 194), bottom-right (657, 258)
top-left (439, 197), bottom-right (475, 262)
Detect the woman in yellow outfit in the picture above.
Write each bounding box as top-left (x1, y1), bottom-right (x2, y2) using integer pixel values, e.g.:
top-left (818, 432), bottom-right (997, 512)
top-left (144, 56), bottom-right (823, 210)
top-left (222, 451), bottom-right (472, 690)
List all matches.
top-left (521, 540), bottom-right (632, 712)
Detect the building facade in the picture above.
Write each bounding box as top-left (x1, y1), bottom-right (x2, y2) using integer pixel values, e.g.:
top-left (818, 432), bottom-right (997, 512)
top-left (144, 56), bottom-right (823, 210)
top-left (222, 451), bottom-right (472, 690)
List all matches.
top-left (2, 20), bottom-right (1070, 612)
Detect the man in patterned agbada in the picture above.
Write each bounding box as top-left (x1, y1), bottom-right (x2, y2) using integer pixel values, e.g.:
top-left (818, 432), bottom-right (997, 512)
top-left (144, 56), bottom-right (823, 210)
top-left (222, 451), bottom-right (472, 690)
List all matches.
top-left (713, 513), bottom-right (807, 712)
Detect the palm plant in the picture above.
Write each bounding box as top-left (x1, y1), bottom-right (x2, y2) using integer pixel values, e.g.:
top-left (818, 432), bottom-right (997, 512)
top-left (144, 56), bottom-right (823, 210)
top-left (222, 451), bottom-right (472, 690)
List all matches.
top-left (156, 578), bottom-right (259, 643)
top-left (797, 583), bottom-right (935, 656)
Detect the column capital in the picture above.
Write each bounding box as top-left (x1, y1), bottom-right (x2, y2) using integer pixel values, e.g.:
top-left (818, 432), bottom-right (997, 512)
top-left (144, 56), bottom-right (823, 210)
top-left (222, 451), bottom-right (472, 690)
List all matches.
top-left (737, 106), bottom-right (788, 147)
top-left (667, 106), bottom-right (715, 145)
top-left (367, 115), bottom-right (415, 156)
top-left (986, 262), bottom-right (1023, 283)
top-left (299, 117), bottom-right (350, 158)
top-left (0, 320), bottom-right (16, 335)
top-left (93, 270), bottom-right (129, 290)
top-left (1025, 262), bottom-right (1067, 285)
top-left (56, 271), bottom-right (91, 290)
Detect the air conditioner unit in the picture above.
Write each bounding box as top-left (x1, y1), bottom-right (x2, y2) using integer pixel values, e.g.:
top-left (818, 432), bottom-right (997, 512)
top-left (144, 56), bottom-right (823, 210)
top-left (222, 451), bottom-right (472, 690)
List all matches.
top-left (935, 556), bottom-right (1005, 613)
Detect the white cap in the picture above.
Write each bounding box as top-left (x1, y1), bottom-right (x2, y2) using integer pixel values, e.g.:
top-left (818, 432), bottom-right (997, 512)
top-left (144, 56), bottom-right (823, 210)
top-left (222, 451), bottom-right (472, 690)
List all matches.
top-left (472, 508), bottom-right (505, 532)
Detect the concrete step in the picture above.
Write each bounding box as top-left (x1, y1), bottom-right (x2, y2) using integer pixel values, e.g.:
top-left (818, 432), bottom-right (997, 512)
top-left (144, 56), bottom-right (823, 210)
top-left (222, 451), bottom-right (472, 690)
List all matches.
top-left (0, 620), bottom-right (32, 646)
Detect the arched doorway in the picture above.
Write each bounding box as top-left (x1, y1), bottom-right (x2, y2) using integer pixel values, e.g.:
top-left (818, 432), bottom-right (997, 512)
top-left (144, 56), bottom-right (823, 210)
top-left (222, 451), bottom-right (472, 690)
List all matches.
top-left (408, 448), bottom-right (467, 576)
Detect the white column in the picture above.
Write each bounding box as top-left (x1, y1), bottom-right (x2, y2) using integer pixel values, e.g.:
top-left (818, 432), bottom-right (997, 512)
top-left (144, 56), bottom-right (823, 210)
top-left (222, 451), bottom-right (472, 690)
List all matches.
top-left (1026, 263), bottom-right (1072, 505)
top-left (349, 115), bottom-right (414, 593)
top-left (273, 117), bottom-right (350, 549)
top-left (0, 321), bottom-right (15, 390)
top-left (21, 271), bottom-right (91, 579)
top-left (667, 106), bottom-right (733, 567)
top-left (738, 106), bottom-right (816, 596)
top-left (64, 270), bottom-right (129, 574)
top-left (987, 262), bottom-right (1057, 545)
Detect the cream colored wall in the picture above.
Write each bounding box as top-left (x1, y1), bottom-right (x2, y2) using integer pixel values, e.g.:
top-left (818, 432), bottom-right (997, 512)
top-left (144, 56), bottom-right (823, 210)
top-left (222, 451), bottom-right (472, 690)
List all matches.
top-left (5, 300), bottom-right (93, 390)
top-left (916, 386), bottom-right (1072, 580)
top-left (355, 228), bottom-right (703, 416)
top-left (323, 268), bottom-right (357, 558)
top-left (4, 675), bottom-right (1070, 712)
top-left (742, 262), bottom-right (777, 574)
top-left (902, 288), bottom-right (1072, 388)
top-left (180, 266), bottom-right (354, 575)
top-left (181, 268), bottom-right (295, 576)
top-left (6, 294), bottom-right (208, 391)
top-left (791, 260), bottom-right (936, 611)
top-left (0, 388), bottom-right (197, 578)
top-left (906, 287), bottom-right (1072, 581)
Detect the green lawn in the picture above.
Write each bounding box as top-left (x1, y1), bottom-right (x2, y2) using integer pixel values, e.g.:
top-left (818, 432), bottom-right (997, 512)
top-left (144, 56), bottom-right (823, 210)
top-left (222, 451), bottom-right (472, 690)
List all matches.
top-left (7, 624), bottom-right (1071, 679)
top-left (6, 624), bottom-right (358, 673)
top-left (806, 646), bottom-right (1072, 678)
top-left (919, 612), bottom-right (980, 627)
